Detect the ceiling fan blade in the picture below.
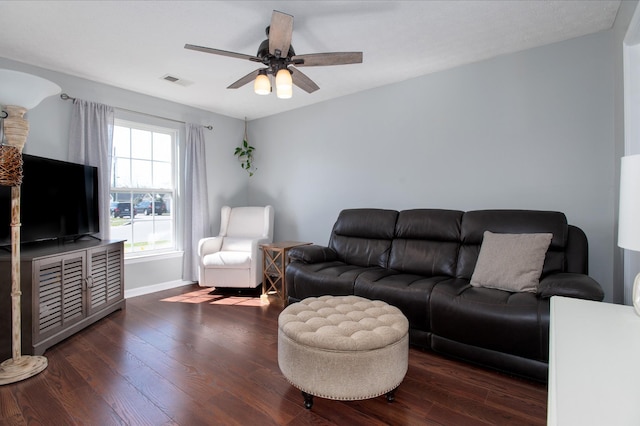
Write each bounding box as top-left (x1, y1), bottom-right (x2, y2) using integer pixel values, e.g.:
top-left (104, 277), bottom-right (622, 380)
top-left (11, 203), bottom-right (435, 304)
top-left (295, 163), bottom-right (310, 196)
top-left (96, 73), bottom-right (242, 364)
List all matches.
top-left (184, 44), bottom-right (260, 62)
top-left (292, 52), bottom-right (363, 67)
top-left (290, 67), bottom-right (319, 93)
top-left (228, 69), bottom-right (261, 89)
top-left (268, 10), bottom-right (293, 58)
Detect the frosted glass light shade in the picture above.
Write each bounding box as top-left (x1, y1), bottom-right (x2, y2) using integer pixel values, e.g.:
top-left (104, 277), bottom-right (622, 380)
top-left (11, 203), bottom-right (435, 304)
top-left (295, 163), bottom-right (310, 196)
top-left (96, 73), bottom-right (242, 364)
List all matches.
top-left (276, 69), bottom-right (292, 99)
top-left (275, 69), bottom-right (292, 90)
top-left (0, 69), bottom-right (61, 110)
top-left (618, 154), bottom-right (640, 251)
top-left (254, 73), bottom-right (271, 95)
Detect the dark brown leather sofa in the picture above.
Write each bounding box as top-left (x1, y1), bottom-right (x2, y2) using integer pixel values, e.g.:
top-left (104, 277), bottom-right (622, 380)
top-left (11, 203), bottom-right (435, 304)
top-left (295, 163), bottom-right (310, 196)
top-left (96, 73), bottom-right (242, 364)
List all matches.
top-left (285, 208), bottom-right (604, 382)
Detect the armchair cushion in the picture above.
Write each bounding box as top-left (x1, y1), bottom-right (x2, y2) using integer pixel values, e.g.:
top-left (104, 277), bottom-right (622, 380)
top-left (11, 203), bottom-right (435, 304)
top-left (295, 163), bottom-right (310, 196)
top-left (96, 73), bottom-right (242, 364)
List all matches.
top-left (202, 251), bottom-right (251, 268)
top-left (221, 237), bottom-right (253, 252)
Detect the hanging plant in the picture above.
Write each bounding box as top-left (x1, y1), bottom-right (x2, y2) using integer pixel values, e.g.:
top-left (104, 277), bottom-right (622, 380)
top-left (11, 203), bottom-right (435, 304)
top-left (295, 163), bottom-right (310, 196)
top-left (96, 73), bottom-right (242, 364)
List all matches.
top-left (234, 118), bottom-right (256, 176)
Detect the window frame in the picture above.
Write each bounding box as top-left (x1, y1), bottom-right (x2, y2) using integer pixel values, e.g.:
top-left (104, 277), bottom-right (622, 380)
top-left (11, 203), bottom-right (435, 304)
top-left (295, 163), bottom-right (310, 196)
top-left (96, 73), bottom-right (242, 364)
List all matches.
top-left (111, 118), bottom-right (180, 258)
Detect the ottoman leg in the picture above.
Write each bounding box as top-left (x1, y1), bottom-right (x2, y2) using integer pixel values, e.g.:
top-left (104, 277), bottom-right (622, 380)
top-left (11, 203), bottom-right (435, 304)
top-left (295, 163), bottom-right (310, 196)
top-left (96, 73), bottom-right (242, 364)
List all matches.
top-left (302, 391), bottom-right (314, 409)
top-left (386, 386), bottom-right (398, 402)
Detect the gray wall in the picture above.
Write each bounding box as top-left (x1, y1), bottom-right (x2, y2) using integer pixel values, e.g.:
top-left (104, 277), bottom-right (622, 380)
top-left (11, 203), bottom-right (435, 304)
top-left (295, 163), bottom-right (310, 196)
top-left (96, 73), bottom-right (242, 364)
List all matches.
top-left (248, 29), bottom-right (622, 302)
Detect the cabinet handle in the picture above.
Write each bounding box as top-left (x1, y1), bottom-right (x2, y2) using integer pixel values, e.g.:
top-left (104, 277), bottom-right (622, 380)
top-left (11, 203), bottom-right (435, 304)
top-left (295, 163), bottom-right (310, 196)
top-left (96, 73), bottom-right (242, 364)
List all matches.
top-left (85, 276), bottom-right (93, 289)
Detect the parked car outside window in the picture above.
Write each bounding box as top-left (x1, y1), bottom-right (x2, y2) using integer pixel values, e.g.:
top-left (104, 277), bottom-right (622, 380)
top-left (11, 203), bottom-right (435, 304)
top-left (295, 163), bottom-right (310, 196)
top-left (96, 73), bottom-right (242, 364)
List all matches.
top-left (135, 200), bottom-right (166, 215)
top-left (110, 202), bottom-right (135, 218)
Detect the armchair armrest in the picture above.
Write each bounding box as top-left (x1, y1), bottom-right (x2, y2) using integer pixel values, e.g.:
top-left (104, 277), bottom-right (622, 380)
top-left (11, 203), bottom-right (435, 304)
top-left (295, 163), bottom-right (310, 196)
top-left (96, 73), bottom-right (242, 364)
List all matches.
top-left (252, 237), bottom-right (273, 254)
top-left (288, 245), bottom-right (338, 264)
top-left (198, 236), bottom-right (223, 257)
top-left (538, 273), bottom-right (604, 301)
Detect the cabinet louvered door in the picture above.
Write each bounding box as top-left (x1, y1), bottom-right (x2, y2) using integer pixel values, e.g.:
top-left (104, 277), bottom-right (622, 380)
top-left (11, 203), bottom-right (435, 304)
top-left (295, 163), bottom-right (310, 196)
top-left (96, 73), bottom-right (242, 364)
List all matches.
top-left (0, 239), bottom-right (125, 360)
top-left (34, 251), bottom-right (87, 342)
top-left (87, 243), bottom-right (124, 315)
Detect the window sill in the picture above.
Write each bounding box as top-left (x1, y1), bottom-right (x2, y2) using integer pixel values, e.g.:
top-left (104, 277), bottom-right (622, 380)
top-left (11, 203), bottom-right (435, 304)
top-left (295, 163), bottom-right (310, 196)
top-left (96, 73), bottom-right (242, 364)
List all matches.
top-left (125, 250), bottom-right (184, 265)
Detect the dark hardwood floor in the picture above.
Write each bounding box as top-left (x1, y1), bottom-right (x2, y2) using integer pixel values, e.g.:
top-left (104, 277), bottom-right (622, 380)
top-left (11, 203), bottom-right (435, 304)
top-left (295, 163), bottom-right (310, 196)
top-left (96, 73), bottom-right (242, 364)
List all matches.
top-left (0, 284), bottom-right (547, 425)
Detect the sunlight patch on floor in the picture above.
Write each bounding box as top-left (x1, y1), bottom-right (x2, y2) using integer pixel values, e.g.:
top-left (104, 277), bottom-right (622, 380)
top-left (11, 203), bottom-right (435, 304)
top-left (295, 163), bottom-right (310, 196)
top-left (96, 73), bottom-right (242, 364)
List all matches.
top-left (209, 297), bottom-right (264, 307)
top-left (160, 287), bottom-right (267, 307)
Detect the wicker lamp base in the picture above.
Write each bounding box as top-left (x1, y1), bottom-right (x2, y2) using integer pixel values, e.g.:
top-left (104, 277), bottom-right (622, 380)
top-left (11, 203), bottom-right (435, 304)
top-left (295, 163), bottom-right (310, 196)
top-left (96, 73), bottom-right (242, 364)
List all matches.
top-left (0, 355), bottom-right (48, 385)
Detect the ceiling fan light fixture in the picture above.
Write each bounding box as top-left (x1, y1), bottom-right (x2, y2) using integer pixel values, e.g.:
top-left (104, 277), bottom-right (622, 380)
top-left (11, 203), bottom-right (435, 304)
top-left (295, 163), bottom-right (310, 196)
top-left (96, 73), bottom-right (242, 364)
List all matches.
top-left (254, 71), bottom-right (271, 95)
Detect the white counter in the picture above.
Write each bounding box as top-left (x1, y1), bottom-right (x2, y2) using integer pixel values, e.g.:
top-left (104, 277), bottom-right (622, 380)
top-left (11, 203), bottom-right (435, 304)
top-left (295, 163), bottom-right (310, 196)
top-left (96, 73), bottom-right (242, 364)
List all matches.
top-left (548, 296), bottom-right (640, 425)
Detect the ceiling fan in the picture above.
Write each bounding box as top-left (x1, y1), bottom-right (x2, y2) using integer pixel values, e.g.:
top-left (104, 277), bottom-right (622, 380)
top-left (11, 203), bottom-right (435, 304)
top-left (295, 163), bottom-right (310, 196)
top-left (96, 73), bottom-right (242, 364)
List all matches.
top-left (184, 10), bottom-right (363, 98)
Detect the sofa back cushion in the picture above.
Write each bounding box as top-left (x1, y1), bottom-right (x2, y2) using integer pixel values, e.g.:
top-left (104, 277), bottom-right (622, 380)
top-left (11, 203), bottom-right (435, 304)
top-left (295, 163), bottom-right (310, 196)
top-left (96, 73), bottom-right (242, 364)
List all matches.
top-left (456, 210), bottom-right (568, 280)
top-left (389, 209), bottom-right (463, 276)
top-left (328, 209), bottom-right (398, 267)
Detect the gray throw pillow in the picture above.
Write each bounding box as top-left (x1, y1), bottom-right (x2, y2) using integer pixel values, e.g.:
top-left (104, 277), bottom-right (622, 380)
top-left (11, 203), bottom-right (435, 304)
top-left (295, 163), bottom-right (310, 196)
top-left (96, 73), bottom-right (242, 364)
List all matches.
top-left (470, 231), bottom-right (553, 293)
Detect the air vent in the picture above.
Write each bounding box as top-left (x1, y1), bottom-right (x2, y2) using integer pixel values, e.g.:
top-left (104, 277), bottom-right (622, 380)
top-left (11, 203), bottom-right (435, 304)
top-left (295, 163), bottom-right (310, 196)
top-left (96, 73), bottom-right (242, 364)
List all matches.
top-left (160, 74), bottom-right (193, 87)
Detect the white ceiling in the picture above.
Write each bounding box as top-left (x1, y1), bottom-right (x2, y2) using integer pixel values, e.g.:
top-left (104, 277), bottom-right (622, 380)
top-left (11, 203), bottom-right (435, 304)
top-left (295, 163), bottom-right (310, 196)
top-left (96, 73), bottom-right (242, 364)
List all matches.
top-left (0, 1), bottom-right (622, 120)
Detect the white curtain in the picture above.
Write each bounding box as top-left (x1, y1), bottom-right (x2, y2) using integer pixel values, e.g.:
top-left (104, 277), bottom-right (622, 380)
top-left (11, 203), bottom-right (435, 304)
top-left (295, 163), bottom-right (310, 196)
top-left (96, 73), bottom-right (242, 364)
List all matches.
top-left (68, 99), bottom-right (114, 240)
top-left (182, 123), bottom-right (210, 282)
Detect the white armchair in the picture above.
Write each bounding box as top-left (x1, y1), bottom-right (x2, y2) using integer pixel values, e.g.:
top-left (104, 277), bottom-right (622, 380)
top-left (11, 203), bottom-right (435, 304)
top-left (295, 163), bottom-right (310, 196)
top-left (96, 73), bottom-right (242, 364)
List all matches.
top-left (198, 205), bottom-right (274, 289)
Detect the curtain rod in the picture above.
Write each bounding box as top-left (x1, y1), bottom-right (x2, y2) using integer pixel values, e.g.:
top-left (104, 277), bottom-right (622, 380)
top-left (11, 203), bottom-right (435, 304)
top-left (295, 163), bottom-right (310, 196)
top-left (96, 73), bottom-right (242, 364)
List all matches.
top-left (59, 93), bottom-right (213, 130)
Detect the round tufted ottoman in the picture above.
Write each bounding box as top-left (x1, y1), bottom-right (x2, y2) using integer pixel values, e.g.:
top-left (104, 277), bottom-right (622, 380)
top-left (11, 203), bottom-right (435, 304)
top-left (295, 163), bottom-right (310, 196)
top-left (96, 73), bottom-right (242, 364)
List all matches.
top-left (278, 295), bottom-right (409, 409)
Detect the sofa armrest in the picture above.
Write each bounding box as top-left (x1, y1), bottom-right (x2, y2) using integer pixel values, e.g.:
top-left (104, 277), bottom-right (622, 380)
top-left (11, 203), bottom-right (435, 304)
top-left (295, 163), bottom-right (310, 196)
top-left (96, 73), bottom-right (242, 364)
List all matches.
top-left (289, 245), bottom-right (338, 264)
top-left (538, 273), bottom-right (604, 301)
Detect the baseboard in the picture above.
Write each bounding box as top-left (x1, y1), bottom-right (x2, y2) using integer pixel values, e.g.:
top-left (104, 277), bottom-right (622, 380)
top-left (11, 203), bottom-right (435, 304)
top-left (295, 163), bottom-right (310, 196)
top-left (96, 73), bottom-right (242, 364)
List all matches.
top-left (125, 280), bottom-right (196, 299)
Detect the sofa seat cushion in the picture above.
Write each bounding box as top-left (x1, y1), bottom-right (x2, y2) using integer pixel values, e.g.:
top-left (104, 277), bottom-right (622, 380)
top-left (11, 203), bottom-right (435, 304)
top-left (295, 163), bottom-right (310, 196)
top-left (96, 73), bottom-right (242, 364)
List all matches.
top-left (430, 279), bottom-right (548, 362)
top-left (286, 261), bottom-right (383, 301)
top-left (354, 270), bottom-right (451, 333)
top-left (202, 251), bottom-right (251, 268)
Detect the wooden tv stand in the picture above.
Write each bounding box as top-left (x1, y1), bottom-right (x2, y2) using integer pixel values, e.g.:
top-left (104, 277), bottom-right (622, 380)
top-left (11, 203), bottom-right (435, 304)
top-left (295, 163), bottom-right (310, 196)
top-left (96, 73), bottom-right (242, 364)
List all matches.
top-left (0, 239), bottom-right (125, 360)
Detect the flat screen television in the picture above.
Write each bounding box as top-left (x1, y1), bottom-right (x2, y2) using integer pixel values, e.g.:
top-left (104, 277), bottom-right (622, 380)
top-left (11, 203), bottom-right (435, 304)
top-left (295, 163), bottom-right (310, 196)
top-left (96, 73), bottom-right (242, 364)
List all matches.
top-left (0, 154), bottom-right (100, 246)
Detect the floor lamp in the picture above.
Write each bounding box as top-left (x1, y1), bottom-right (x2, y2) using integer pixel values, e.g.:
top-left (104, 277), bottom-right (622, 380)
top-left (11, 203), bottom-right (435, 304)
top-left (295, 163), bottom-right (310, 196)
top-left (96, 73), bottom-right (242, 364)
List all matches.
top-left (0, 69), bottom-right (60, 385)
top-left (618, 154), bottom-right (640, 317)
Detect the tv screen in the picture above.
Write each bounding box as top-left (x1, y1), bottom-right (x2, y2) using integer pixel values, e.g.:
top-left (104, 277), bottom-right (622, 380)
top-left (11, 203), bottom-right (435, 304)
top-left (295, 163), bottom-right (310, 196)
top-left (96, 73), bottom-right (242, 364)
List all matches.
top-left (0, 154), bottom-right (100, 246)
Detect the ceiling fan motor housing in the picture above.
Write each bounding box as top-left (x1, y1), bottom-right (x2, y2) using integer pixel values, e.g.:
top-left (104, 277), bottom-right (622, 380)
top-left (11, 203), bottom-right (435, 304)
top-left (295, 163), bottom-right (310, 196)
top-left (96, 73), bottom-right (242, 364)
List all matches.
top-left (257, 39), bottom-right (295, 61)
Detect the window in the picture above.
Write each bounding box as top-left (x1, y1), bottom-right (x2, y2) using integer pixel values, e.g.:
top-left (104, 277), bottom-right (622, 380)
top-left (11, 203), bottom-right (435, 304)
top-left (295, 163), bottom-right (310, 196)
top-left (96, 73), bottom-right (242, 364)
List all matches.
top-left (110, 120), bottom-right (177, 255)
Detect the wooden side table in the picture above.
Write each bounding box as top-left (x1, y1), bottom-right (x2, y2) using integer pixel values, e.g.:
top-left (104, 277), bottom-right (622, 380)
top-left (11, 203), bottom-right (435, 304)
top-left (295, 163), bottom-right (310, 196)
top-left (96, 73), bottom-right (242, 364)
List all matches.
top-left (261, 241), bottom-right (311, 305)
